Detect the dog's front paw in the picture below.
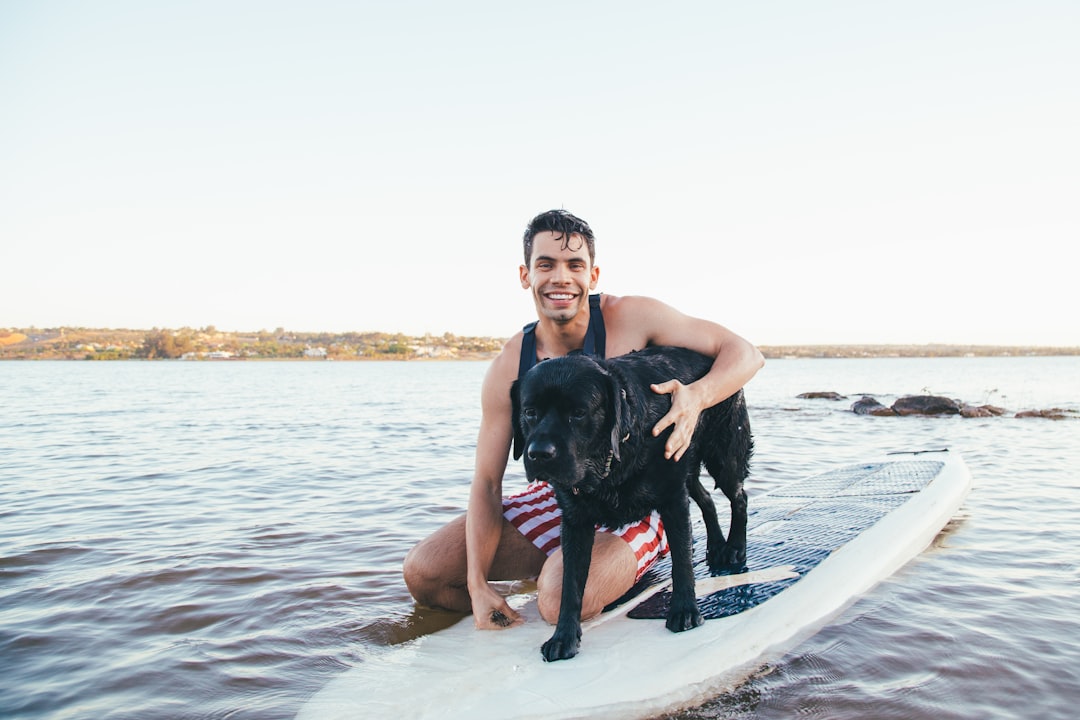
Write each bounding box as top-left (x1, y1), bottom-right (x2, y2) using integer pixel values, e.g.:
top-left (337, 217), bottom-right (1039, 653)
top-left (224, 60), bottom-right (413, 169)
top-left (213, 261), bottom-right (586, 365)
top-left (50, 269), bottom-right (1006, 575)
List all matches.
top-left (541, 628), bottom-right (581, 662)
top-left (665, 603), bottom-right (704, 633)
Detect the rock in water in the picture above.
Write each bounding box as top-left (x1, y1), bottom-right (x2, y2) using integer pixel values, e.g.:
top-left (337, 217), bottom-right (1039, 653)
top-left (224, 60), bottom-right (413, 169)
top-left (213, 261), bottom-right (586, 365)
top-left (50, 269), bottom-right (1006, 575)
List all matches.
top-left (852, 396), bottom-right (895, 416)
top-left (891, 395), bottom-right (961, 416)
top-left (797, 391), bottom-right (848, 400)
top-left (961, 404), bottom-right (1006, 418)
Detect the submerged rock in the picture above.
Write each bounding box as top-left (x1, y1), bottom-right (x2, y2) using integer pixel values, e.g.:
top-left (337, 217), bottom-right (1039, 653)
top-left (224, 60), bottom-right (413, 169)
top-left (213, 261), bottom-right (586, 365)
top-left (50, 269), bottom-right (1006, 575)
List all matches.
top-left (852, 396), bottom-right (895, 416)
top-left (1015, 408), bottom-right (1075, 420)
top-left (961, 404), bottom-right (1006, 418)
top-left (843, 393), bottom-right (1072, 420)
top-left (798, 391), bottom-right (847, 400)
top-left (891, 395), bottom-right (961, 416)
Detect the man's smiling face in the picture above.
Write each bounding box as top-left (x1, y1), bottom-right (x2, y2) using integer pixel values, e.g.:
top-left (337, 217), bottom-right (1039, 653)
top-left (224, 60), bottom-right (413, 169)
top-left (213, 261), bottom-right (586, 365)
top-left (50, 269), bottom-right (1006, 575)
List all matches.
top-left (520, 231), bottom-right (600, 324)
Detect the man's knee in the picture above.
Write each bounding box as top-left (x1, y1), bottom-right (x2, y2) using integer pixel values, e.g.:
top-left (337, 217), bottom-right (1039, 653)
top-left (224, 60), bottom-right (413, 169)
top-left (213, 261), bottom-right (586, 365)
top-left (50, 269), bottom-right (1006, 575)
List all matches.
top-left (402, 517), bottom-right (467, 605)
top-left (402, 541), bottom-right (436, 602)
top-left (536, 552), bottom-right (563, 624)
top-left (536, 534), bottom-right (637, 625)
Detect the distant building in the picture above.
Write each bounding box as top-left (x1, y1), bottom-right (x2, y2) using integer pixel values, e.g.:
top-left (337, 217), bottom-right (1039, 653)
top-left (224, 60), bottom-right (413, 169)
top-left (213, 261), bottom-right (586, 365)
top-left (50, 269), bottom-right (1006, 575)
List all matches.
top-left (414, 344), bottom-right (456, 358)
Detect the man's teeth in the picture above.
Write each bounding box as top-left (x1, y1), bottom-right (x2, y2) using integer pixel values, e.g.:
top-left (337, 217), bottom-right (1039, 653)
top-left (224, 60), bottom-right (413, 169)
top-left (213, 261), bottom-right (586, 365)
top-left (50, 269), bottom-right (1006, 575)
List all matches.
top-left (548, 294), bottom-right (573, 300)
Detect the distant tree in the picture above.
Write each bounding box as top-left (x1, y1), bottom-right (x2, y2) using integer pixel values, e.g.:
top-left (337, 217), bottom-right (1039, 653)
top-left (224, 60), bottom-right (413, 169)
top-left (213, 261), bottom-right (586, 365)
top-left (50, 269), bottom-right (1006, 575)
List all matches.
top-left (138, 330), bottom-right (194, 359)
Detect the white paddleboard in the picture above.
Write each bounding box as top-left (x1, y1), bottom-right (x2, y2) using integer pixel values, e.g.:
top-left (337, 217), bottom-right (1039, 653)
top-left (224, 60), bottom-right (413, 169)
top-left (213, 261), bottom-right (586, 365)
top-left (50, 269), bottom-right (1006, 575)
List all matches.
top-left (298, 449), bottom-right (971, 720)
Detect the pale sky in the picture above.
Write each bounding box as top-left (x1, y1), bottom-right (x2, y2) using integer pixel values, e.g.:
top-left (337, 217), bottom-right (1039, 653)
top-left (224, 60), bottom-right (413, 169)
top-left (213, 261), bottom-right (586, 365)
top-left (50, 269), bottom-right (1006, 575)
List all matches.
top-left (2, 1), bottom-right (1077, 346)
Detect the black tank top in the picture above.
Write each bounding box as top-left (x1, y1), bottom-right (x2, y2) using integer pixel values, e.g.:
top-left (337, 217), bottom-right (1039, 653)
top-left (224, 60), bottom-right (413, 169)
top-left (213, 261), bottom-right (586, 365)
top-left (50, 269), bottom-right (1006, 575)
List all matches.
top-left (517, 294), bottom-right (606, 379)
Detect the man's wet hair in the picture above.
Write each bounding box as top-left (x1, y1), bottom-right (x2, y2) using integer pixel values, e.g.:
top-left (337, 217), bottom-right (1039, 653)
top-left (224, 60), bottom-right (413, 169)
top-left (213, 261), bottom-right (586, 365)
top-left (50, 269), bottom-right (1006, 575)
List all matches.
top-left (522, 209), bottom-right (596, 267)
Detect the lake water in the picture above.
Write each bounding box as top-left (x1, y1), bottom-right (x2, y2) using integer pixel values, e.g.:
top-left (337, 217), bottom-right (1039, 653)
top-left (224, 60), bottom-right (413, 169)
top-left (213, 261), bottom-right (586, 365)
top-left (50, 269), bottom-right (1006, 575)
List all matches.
top-left (2, 357), bottom-right (1078, 719)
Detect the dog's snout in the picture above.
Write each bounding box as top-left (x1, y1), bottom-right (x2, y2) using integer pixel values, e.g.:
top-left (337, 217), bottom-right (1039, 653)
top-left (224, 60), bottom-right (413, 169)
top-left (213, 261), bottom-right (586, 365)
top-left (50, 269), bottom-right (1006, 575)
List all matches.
top-left (527, 439), bottom-right (558, 462)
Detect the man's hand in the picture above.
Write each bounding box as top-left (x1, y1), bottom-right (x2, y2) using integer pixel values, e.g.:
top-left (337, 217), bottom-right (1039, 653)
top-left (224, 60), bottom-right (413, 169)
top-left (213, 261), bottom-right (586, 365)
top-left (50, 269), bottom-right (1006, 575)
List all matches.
top-left (650, 379), bottom-right (705, 462)
top-left (470, 584), bottom-right (524, 630)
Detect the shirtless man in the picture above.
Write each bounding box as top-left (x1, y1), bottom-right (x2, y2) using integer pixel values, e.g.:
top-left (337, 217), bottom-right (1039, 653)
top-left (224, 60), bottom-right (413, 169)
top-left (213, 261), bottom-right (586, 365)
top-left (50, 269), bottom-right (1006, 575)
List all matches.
top-left (403, 209), bottom-right (764, 630)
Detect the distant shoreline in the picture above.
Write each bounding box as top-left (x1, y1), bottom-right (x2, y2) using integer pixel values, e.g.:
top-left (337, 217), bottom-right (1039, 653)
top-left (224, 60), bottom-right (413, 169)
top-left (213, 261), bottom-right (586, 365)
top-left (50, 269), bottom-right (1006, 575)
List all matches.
top-left (756, 344), bottom-right (1080, 359)
top-left (2, 327), bottom-right (1079, 360)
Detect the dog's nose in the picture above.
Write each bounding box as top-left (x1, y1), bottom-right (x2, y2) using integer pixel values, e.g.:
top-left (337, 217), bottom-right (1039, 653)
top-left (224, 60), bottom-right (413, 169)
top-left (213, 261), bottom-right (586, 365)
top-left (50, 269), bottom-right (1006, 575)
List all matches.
top-left (527, 440), bottom-right (557, 462)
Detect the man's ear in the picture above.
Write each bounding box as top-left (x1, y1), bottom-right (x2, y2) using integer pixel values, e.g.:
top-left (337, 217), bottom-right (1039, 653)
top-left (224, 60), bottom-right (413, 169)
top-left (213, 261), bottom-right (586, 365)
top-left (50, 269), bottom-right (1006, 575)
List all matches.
top-left (589, 264), bottom-right (599, 290)
top-left (519, 264), bottom-right (531, 289)
top-left (510, 380), bottom-right (525, 460)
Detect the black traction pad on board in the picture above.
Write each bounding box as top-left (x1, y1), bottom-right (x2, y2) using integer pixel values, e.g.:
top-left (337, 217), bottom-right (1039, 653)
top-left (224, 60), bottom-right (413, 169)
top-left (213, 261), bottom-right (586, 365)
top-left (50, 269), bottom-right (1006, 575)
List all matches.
top-left (622, 460), bottom-right (943, 620)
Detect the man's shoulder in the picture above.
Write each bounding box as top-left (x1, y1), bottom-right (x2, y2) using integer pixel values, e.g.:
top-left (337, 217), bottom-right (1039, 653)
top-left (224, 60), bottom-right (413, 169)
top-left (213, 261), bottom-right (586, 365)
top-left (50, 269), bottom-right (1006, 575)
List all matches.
top-left (478, 334), bottom-right (522, 412)
top-left (600, 293), bottom-right (663, 315)
top-left (499, 329), bottom-right (525, 358)
top-left (484, 332), bottom-right (523, 383)
top-left (601, 294), bottom-right (676, 355)
top-left (600, 294), bottom-right (671, 328)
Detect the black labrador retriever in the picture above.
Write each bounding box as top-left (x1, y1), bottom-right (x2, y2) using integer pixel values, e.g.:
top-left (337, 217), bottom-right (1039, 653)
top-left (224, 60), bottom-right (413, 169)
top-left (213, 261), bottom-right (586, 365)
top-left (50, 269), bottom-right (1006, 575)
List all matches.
top-left (511, 346), bottom-right (753, 661)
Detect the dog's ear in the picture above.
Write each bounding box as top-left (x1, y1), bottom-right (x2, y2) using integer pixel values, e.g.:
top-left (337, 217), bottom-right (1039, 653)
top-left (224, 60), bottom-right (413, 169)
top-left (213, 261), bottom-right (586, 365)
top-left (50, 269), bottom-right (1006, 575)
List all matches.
top-left (510, 379), bottom-right (525, 460)
top-left (604, 372), bottom-right (629, 463)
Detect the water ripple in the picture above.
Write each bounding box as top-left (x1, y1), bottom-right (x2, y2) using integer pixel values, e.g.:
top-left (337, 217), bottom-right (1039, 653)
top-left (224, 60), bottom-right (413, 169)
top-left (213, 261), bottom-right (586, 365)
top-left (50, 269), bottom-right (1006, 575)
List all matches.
top-left (2, 358), bottom-right (1078, 719)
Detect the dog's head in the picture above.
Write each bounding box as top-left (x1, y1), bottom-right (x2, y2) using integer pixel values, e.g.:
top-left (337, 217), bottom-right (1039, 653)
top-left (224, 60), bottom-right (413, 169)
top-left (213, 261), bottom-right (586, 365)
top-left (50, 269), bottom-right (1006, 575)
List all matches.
top-left (511, 354), bottom-right (630, 495)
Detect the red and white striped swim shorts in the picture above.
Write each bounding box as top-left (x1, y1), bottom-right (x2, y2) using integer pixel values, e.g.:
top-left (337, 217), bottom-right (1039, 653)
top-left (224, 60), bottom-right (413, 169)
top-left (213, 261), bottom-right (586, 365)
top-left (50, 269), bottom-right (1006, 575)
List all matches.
top-left (502, 481), bottom-right (669, 582)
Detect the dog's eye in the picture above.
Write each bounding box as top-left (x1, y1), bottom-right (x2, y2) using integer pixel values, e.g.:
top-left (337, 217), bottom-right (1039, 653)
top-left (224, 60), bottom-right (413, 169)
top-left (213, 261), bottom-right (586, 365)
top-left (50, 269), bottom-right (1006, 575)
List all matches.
top-left (569, 408), bottom-right (588, 422)
top-left (523, 408), bottom-right (538, 421)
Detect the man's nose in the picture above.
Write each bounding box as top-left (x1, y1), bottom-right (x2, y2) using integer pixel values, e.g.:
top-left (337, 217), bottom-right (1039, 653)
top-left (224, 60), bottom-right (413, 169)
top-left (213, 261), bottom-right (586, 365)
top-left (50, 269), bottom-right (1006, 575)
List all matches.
top-left (551, 264), bottom-right (571, 284)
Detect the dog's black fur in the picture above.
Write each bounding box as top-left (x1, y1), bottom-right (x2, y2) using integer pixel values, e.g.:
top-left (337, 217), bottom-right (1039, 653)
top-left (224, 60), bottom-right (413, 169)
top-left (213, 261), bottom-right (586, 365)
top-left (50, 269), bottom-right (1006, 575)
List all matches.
top-left (511, 346), bottom-right (753, 661)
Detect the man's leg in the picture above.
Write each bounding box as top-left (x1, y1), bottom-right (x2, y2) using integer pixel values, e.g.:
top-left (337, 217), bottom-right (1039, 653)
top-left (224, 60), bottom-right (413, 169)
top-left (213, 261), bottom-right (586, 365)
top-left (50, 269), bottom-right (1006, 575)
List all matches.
top-left (403, 514), bottom-right (547, 613)
top-left (535, 531), bottom-right (638, 624)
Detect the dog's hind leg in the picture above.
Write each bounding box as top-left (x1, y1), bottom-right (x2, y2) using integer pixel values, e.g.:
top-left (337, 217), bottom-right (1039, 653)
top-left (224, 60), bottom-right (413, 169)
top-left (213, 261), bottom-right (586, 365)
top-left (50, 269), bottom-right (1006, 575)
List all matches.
top-left (688, 472), bottom-right (728, 573)
top-left (702, 397), bottom-right (753, 570)
top-left (716, 480), bottom-right (747, 568)
top-left (703, 453), bottom-right (748, 569)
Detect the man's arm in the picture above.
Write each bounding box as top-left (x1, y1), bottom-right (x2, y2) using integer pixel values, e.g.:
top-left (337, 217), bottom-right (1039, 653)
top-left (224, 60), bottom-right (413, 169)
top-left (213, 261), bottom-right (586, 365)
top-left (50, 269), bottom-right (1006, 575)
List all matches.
top-left (608, 295), bottom-right (764, 462)
top-left (464, 349), bottom-right (524, 629)
top-left (650, 334), bottom-right (762, 461)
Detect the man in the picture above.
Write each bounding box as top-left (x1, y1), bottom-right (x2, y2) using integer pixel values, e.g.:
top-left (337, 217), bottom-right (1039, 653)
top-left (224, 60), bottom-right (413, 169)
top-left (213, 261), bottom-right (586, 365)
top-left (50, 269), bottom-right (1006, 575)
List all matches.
top-left (403, 209), bottom-right (764, 630)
